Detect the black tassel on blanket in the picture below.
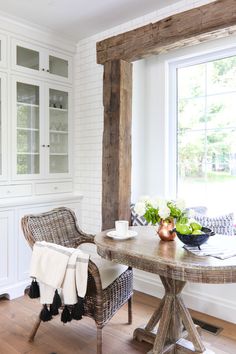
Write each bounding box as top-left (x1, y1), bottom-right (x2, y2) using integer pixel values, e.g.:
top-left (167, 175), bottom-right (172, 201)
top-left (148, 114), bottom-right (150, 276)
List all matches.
top-left (40, 304), bottom-right (52, 322)
top-left (50, 303), bottom-right (59, 316)
top-left (71, 297), bottom-right (84, 320)
top-left (28, 278), bottom-right (40, 299)
top-left (61, 305), bottom-right (72, 323)
top-left (50, 290), bottom-right (62, 316)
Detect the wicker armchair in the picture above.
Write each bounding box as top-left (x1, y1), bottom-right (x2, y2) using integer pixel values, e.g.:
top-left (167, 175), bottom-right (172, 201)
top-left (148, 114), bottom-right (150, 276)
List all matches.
top-left (21, 207), bottom-right (133, 354)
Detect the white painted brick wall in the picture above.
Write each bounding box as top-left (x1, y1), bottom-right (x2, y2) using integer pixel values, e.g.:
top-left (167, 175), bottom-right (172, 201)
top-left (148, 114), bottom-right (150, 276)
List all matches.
top-left (74, 0), bottom-right (215, 233)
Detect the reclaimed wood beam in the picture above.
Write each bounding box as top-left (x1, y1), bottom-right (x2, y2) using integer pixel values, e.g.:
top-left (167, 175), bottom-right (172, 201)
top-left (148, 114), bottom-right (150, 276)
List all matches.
top-left (97, 0), bottom-right (236, 64)
top-left (102, 59), bottom-right (132, 230)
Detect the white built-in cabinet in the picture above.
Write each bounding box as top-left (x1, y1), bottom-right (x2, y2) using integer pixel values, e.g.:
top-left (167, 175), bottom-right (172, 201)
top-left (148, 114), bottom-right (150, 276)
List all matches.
top-left (0, 197), bottom-right (82, 299)
top-left (0, 30), bottom-right (79, 299)
top-left (0, 210), bottom-right (15, 291)
top-left (12, 39), bottom-right (72, 83)
top-left (12, 76), bottom-right (72, 179)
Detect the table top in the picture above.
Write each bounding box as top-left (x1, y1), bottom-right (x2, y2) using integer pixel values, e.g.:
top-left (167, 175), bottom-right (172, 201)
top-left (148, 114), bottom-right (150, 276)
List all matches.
top-left (95, 226), bottom-right (236, 284)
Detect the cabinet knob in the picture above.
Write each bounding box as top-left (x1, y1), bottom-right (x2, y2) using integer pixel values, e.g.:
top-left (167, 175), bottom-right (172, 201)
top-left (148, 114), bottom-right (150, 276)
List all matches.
top-left (42, 68), bottom-right (45, 71)
top-left (42, 144), bottom-right (45, 147)
top-left (47, 69), bottom-right (49, 73)
top-left (47, 144), bottom-right (50, 147)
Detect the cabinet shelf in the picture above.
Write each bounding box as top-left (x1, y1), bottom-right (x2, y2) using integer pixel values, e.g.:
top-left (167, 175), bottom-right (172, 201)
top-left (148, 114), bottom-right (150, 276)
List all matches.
top-left (17, 102), bottom-right (39, 108)
top-left (49, 107), bottom-right (68, 112)
top-left (50, 153), bottom-right (68, 156)
top-left (17, 152), bottom-right (39, 155)
top-left (14, 79), bottom-right (70, 177)
top-left (17, 127), bottom-right (39, 132)
top-left (50, 130), bottom-right (68, 134)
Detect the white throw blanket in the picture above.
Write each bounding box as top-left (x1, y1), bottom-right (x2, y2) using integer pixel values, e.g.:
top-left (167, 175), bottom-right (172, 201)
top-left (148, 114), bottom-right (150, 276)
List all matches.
top-left (30, 241), bottom-right (90, 305)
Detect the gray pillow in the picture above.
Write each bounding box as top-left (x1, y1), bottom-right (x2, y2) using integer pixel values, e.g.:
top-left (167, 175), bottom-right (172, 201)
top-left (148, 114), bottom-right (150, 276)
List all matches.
top-left (130, 204), bottom-right (148, 226)
top-left (193, 213), bottom-right (234, 236)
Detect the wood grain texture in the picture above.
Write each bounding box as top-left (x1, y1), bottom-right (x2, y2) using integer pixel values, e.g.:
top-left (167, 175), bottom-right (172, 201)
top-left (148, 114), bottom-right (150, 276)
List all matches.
top-left (96, 228), bottom-right (236, 353)
top-left (151, 294), bottom-right (173, 352)
top-left (177, 297), bottom-right (205, 352)
top-left (134, 277), bottom-right (211, 354)
top-left (99, 0), bottom-right (236, 266)
top-left (97, 0), bottom-right (236, 64)
top-left (0, 291), bottom-right (236, 353)
top-left (96, 227), bottom-right (236, 283)
top-left (102, 59), bottom-right (132, 230)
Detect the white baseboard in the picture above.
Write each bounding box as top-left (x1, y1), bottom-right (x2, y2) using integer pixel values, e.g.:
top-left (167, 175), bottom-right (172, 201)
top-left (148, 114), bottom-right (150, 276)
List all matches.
top-left (0, 280), bottom-right (29, 300)
top-left (133, 270), bottom-right (236, 324)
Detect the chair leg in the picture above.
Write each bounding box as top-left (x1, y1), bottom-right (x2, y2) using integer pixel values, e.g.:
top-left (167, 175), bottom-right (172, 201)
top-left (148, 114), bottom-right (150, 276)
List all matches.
top-left (128, 297), bottom-right (132, 324)
top-left (29, 315), bottom-right (41, 342)
top-left (97, 326), bottom-right (103, 354)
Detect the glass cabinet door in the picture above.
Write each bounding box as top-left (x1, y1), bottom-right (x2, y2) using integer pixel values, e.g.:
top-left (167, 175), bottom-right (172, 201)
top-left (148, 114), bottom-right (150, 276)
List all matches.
top-left (16, 82), bottom-right (40, 175)
top-left (0, 73), bottom-right (7, 179)
top-left (49, 88), bottom-right (69, 174)
top-left (13, 40), bottom-right (71, 81)
top-left (16, 46), bottom-right (40, 71)
top-left (49, 55), bottom-right (68, 78)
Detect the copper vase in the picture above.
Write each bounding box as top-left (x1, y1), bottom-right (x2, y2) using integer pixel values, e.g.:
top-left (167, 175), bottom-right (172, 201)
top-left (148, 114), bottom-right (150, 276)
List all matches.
top-left (157, 219), bottom-right (176, 241)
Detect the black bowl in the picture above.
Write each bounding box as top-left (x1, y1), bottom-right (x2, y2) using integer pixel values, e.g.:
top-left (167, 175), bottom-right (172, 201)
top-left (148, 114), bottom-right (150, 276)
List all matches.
top-left (175, 227), bottom-right (215, 248)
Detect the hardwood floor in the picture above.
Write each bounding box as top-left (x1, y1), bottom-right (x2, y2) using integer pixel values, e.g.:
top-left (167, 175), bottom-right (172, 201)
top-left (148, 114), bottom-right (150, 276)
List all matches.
top-left (0, 291), bottom-right (235, 354)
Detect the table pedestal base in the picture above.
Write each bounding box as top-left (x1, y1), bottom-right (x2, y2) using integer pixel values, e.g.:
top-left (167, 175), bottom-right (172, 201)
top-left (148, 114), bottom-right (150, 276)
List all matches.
top-left (133, 276), bottom-right (215, 354)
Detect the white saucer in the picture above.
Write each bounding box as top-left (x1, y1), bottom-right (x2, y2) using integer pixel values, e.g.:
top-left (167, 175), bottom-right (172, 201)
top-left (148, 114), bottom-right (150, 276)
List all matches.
top-left (106, 230), bottom-right (137, 240)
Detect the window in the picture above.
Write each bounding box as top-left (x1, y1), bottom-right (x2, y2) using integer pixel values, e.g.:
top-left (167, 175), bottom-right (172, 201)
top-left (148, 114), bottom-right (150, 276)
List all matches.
top-left (174, 52), bottom-right (236, 215)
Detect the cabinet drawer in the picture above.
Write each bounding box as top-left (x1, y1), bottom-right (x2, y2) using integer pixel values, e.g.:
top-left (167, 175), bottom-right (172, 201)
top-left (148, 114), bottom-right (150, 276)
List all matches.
top-left (35, 181), bottom-right (73, 195)
top-left (0, 184), bottom-right (32, 198)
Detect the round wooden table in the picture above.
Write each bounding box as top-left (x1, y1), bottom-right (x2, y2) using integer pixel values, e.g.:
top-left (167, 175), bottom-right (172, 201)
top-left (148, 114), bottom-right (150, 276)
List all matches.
top-left (95, 226), bottom-right (236, 354)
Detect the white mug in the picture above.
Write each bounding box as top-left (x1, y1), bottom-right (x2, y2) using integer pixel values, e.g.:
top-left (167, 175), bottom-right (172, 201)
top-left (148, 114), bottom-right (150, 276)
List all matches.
top-left (115, 220), bottom-right (129, 237)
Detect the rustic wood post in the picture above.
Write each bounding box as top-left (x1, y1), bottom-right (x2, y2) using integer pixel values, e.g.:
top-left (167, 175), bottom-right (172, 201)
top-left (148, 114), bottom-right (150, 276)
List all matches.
top-left (102, 59), bottom-right (133, 230)
top-left (99, 0), bottom-right (236, 232)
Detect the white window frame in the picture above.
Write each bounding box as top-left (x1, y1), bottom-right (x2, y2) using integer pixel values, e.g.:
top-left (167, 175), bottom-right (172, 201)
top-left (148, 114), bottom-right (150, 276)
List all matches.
top-left (168, 45), bottom-right (236, 199)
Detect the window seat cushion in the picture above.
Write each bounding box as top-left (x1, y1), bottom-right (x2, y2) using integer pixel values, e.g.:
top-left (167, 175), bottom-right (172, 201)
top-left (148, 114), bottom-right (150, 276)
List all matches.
top-left (193, 212), bottom-right (234, 236)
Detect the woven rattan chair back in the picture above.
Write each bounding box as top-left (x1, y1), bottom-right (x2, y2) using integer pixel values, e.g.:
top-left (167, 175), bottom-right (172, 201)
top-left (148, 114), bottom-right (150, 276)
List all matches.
top-left (22, 207), bottom-right (91, 248)
top-left (21, 207), bottom-right (133, 354)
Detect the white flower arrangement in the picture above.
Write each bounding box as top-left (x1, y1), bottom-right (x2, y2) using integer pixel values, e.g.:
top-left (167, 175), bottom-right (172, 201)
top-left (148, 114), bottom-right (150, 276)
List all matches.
top-left (134, 196), bottom-right (186, 225)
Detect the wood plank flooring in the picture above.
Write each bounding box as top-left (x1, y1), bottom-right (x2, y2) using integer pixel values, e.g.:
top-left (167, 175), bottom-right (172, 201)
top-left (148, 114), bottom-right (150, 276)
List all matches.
top-left (0, 291), bottom-right (235, 354)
